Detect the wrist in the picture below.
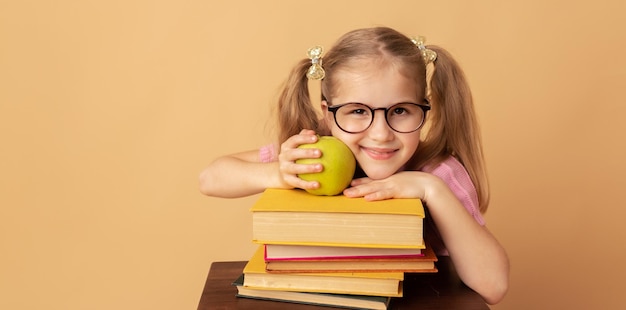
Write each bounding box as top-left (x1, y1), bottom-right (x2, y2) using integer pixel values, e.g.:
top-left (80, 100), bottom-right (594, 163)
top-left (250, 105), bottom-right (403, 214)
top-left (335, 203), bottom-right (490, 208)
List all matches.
top-left (421, 173), bottom-right (451, 207)
top-left (270, 162), bottom-right (293, 190)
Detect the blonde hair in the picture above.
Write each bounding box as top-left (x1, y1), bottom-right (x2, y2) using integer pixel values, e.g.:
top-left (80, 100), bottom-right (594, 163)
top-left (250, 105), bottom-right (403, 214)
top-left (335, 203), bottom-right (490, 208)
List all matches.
top-left (412, 46), bottom-right (490, 212)
top-left (276, 27), bottom-right (490, 212)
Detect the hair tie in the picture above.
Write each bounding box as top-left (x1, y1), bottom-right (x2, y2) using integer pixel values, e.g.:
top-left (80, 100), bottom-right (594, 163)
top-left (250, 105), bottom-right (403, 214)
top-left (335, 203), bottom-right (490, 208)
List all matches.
top-left (411, 36), bottom-right (437, 64)
top-left (306, 46), bottom-right (325, 80)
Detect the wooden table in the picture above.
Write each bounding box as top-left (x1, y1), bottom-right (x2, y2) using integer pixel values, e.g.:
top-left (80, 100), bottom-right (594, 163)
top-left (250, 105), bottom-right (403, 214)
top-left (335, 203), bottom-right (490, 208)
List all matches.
top-left (197, 257), bottom-right (488, 309)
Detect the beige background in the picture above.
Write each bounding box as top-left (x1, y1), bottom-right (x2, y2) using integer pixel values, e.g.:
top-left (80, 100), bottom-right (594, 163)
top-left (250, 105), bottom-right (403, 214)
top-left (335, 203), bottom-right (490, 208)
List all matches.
top-left (1, 1), bottom-right (625, 309)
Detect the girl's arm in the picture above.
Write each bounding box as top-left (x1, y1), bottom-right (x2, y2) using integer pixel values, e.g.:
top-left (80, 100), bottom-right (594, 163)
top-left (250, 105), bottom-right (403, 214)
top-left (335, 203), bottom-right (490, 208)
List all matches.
top-left (199, 130), bottom-right (323, 198)
top-left (198, 149), bottom-right (286, 198)
top-left (344, 172), bottom-right (509, 305)
top-left (421, 175), bottom-right (509, 305)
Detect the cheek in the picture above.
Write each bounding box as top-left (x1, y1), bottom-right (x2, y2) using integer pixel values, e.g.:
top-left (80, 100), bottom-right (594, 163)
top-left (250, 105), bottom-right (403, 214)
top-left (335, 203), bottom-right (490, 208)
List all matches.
top-left (323, 110), bottom-right (334, 127)
top-left (330, 128), bottom-right (361, 152)
top-left (403, 132), bottom-right (421, 154)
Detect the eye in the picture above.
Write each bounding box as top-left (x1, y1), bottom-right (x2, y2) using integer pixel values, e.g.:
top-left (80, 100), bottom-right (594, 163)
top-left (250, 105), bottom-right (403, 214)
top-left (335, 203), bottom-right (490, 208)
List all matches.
top-left (389, 103), bottom-right (420, 117)
top-left (392, 107), bottom-right (409, 115)
top-left (341, 104), bottom-right (371, 117)
top-left (350, 108), bottom-right (368, 115)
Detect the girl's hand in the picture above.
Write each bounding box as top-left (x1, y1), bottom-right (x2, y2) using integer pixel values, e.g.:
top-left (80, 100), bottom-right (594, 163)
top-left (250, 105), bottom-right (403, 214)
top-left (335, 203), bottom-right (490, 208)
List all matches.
top-left (343, 171), bottom-right (436, 201)
top-left (277, 129), bottom-right (324, 191)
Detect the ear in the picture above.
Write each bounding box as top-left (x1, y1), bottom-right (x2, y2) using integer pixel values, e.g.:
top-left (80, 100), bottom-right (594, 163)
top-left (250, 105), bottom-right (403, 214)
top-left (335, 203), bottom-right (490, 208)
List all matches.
top-left (320, 99), bottom-right (334, 131)
top-left (321, 99), bottom-right (332, 120)
top-left (320, 99), bottom-right (329, 112)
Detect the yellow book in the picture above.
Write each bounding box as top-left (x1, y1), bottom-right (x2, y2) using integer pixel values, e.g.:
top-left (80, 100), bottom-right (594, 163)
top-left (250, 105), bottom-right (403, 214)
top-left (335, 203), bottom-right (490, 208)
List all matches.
top-left (243, 245), bottom-right (404, 297)
top-left (251, 189), bottom-right (425, 249)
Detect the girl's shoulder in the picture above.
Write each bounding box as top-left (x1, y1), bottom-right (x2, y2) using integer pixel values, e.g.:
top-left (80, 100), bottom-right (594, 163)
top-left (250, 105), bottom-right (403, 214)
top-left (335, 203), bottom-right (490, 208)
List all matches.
top-left (421, 156), bottom-right (485, 225)
top-left (421, 156), bottom-right (469, 180)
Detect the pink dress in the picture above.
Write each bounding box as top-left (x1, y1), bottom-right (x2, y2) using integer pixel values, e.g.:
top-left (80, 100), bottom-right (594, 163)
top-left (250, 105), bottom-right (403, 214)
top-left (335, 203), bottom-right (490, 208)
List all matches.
top-left (421, 157), bottom-right (485, 255)
top-left (259, 144), bottom-right (485, 255)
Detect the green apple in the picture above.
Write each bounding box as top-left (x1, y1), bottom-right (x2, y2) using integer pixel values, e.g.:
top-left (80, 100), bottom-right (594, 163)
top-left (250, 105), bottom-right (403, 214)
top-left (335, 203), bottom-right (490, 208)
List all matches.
top-left (296, 136), bottom-right (356, 196)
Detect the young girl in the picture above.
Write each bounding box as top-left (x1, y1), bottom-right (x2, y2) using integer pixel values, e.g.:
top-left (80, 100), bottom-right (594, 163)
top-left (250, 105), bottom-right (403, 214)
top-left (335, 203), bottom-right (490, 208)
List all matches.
top-left (199, 27), bottom-right (509, 304)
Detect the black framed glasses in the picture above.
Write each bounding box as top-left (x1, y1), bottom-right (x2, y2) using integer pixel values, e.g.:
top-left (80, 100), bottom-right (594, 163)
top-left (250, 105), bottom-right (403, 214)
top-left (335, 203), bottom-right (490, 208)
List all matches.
top-left (327, 101), bottom-right (430, 133)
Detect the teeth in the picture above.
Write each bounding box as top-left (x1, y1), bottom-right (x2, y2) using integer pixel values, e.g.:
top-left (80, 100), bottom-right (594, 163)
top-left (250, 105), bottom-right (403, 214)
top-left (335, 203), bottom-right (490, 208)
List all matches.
top-left (366, 148), bottom-right (393, 155)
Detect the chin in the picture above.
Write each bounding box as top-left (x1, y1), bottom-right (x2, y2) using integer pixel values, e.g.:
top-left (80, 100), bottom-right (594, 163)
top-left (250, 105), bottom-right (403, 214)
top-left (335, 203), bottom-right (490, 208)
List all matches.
top-left (360, 161), bottom-right (407, 180)
top-left (361, 169), bottom-right (396, 180)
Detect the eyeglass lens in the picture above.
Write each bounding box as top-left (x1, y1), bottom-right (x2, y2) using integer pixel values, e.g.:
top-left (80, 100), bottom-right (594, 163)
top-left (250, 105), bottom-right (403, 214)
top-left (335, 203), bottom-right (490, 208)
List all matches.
top-left (333, 103), bottom-right (426, 133)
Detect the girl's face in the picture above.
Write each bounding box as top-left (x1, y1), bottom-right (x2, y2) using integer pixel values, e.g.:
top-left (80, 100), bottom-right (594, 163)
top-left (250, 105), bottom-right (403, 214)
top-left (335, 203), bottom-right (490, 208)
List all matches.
top-left (321, 61), bottom-right (424, 180)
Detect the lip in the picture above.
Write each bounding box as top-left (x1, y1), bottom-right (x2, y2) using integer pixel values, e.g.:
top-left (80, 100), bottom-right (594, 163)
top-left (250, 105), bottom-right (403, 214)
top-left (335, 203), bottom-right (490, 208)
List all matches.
top-left (361, 146), bottom-right (398, 160)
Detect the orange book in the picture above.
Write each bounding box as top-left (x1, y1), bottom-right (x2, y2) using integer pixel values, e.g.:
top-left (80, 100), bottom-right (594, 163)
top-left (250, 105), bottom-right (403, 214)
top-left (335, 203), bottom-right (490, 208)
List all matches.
top-left (243, 245), bottom-right (404, 297)
top-left (233, 274), bottom-right (392, 310)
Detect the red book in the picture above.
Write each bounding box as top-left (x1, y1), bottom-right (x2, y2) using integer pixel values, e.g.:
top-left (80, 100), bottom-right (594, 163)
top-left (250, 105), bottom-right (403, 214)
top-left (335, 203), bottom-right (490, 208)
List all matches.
top-left (265, 244), bottom-right (423, 261)
top-left (265, 244), bottom-right (437, 273)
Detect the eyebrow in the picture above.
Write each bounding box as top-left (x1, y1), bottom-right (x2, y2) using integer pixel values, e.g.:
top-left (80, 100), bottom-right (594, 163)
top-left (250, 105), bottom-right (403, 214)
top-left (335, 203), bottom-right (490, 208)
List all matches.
top-left (327, 100), bottom-right (428, 107)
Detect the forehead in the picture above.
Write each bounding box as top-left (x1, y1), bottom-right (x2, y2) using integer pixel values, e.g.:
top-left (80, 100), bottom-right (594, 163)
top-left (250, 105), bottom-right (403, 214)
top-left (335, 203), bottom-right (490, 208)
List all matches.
top-left (329, 60), bottom-right (423, 105)
top-left (338, 55), bottom-right (422, 80)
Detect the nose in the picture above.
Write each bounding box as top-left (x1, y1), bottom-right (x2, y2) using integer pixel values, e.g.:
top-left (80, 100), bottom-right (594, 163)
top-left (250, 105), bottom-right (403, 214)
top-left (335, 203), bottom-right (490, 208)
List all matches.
top-left (367, 110), bottom-right (394, 141)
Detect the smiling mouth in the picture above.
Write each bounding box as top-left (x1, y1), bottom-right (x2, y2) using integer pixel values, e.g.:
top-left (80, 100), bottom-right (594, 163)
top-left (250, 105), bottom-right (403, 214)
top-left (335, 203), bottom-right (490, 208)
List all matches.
top-left (362, 147), bottom-right (398, 160)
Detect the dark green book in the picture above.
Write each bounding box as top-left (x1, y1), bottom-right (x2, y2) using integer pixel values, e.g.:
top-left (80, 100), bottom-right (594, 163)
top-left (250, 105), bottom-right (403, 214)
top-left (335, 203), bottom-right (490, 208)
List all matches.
top-left (232, 274), bottom-right (392, 310)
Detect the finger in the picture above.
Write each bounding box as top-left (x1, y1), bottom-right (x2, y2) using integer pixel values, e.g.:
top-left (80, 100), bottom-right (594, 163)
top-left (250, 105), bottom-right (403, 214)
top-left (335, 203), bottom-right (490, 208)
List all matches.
top-left (343, 183), bottom-right (369, 198)
top-left (280, 133), bottom-right (319, 155)
top-left (284, 161), bottom-right (323, 176)
top-left (279, 148), bottom-right (322, 165)
top-left (292, 130), bottom-right (319, 145)
top-left (344, 181), bottom-right (393, 201)
top-left (363, 190), bottom-right (394, 201)
top-left (350, 177), bottom-right (373, 186)
top-left (299, 179), bottom-right (320, 190)
top-left (299, 129), bottom-right (317, 136)
top-left (345, 186), bottom-right (393, 201)
top-left (283, 174), bottom-right (320, 191)
top-left (279, 157), bottom-right (322, 176)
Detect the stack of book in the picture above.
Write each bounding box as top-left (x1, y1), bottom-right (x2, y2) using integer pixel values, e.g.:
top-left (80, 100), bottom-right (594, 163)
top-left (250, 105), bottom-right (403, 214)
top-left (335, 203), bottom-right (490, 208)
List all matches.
top-left (233, 188), bottom-right (437, 310)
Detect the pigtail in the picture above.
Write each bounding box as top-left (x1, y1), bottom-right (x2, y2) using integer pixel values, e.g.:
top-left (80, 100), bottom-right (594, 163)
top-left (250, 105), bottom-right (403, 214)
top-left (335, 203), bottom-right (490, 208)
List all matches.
top-left (276, 59), bottom-right (322, 143)
top-left (419, 46), bottom-right (490, 212)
